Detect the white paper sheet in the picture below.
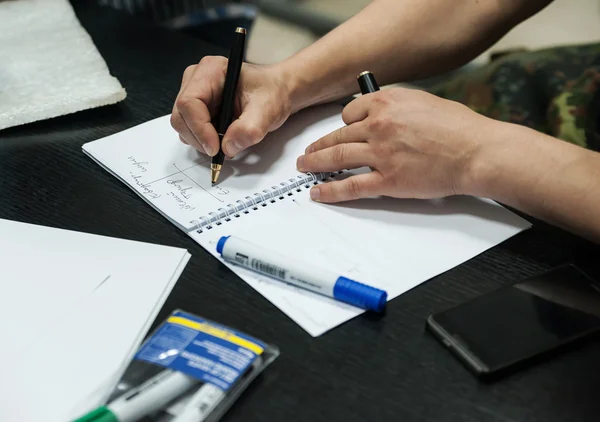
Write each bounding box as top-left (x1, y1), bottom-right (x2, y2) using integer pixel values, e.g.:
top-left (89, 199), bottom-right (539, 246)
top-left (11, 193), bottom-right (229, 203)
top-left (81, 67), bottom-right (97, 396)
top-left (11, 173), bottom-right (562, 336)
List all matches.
top-left (83, 104), bottom-right (531, 336)
top-left (0, 219), bottom-right (190, 421)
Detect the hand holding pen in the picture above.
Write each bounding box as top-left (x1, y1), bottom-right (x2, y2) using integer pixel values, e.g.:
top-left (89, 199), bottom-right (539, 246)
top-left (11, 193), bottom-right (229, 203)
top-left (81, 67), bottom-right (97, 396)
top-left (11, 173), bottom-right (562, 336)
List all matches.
top-left (170, 29), bottom-right (293, 180)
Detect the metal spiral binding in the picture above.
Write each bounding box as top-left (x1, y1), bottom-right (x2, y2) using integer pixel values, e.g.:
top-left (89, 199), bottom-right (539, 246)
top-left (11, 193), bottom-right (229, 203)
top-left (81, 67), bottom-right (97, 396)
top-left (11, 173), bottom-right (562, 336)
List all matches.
top-left (192, 171), bottom-right (341, 233)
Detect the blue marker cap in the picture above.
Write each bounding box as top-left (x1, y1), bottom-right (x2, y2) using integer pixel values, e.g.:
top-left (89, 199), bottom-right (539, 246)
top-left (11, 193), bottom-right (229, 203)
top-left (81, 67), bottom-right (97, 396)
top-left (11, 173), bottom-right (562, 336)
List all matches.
top-left (216, 236), bottom-right (230, 255)
top-left (333, 277), bottom-right (387, 312)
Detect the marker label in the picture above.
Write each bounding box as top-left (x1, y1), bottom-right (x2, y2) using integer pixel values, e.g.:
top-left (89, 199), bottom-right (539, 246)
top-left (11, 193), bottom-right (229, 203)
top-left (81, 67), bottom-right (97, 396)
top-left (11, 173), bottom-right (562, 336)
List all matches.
top-left (221, 236), bottom-right (338, 295)
top-left (135, 311), bottom-right (265, 391)
top-left (250, 258), bottom-right (288, 279)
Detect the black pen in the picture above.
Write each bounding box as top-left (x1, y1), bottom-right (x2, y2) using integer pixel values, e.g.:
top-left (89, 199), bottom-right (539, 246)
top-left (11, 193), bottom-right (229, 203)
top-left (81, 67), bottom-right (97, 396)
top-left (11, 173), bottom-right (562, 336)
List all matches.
top-left (211, 27), bottom-right (247, 185)
top-left (357, 70), bottom-right (380, 94)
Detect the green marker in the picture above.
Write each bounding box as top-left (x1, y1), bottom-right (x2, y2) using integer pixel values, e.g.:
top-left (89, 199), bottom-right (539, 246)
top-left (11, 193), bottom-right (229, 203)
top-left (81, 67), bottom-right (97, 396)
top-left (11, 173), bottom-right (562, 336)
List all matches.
top-left (74, 369), bottom-right (198, 422)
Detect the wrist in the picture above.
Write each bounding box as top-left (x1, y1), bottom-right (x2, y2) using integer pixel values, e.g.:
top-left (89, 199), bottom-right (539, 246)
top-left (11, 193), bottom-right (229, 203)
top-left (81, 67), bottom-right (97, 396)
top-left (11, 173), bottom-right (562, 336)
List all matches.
top-left (460, 118), bottom-right (563, 203)
top-left (273, 59), bottom-right (317, 114)
top-left (274, 56), bottom-right (354, 114)
top-left (458, 118), bottom-right (519, 199)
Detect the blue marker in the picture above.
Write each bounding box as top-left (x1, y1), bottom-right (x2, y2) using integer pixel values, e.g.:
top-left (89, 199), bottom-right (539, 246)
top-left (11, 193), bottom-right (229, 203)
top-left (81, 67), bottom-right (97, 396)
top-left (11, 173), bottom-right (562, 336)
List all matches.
top-left (216, 236), bottom-right (387, 312)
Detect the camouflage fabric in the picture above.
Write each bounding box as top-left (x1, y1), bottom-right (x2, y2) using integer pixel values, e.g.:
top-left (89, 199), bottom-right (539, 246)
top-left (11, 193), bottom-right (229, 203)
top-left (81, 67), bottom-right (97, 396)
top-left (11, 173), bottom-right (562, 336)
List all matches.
top-left (430, 43), bottom-right (600, 151)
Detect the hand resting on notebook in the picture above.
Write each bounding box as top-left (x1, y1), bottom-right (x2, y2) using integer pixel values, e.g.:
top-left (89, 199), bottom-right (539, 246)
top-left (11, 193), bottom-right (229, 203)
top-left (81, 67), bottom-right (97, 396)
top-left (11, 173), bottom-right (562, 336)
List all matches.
top-left (297, 87), bottom-right (600, 243)
top-left (297, 88), bottom-right (481, 203)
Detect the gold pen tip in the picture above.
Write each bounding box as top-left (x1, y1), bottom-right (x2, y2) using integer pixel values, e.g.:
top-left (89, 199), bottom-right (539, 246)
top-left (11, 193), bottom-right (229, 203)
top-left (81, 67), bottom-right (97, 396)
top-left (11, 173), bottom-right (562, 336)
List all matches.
top-left (235, 27), bottom-right (247, 34)
top-left (211, 163), bottom-right (222, 184)
top-left (357, 70), bottom-right (372, 79)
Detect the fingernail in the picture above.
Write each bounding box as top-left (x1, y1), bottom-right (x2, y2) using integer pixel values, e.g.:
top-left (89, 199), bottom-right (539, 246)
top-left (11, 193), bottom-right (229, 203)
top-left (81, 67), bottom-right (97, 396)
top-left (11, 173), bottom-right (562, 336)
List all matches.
top-left (202, 143), bottom-right (213, 156)
top-left (179, 135), bottom-right (188, 145)
top-left (310, 187), bottom-right (320, 201)
top-left (227, 141), bottom-right (243, 156)
top-left (296, 155), bottom-right (305, 171)
top-left (305, 144), bottom-right (313, 154)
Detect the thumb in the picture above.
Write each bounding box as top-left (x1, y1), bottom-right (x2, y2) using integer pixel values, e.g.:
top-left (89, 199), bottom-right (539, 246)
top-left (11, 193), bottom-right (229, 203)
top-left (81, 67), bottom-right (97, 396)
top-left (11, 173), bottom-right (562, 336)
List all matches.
top-left (222, 105), bottom-right (271, 156)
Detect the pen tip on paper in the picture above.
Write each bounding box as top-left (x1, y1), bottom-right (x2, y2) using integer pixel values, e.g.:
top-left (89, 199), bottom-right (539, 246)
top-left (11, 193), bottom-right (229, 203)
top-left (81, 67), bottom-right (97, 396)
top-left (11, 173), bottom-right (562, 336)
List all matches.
top-left (210, 164), bottom-right (222, 185)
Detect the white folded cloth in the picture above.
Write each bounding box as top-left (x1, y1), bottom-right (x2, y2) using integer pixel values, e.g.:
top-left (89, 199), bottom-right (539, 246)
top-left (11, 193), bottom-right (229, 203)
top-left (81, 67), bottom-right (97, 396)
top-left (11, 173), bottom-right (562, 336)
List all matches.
top-left (0, 0), bottom-right (126, 131)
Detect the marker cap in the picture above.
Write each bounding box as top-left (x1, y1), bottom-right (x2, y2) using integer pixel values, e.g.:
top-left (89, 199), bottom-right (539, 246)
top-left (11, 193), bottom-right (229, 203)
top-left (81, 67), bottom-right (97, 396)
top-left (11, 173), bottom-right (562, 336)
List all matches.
top-left (216, 236), bottom-right (231, 255)
top-left (73, 406), bottom-right (118, 422)
top-left (333, 277), bottom-right (387, 312)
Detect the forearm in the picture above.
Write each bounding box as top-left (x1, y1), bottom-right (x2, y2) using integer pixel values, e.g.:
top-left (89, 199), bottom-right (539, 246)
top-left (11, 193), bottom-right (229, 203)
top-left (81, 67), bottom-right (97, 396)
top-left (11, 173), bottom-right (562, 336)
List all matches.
top-left (277, 0), bottom-right (552, 112)
top-left (468, 121), bottom-right (600, 243)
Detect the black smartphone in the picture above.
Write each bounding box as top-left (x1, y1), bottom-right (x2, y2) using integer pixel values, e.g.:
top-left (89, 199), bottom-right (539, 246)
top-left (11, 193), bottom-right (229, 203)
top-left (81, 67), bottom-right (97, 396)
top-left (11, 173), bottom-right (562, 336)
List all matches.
top-left (426, 264), bottom-right (600, 378)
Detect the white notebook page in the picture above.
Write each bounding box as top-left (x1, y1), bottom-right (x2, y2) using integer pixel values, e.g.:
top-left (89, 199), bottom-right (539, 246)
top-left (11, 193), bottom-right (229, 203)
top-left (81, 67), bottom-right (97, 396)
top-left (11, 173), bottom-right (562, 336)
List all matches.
top-left (189, 183), bottom-right (530, 336)
top-left (84, 105), bottom-right (344, 231)
top-left (83, 105), bottom-right (531, 336)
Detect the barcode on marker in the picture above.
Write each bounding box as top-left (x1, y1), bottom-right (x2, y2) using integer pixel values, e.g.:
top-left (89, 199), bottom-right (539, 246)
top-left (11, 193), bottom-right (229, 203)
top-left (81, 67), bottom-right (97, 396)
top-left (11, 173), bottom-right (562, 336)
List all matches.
top-left (250, 259), bottom-right (287, 279)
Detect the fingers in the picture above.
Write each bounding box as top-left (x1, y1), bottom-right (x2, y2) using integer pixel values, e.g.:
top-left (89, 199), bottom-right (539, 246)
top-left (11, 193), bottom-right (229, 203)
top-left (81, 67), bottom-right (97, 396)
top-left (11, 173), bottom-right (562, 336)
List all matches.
top-left (172, 98), bottom-right (218, 155)
top-left (305, 122), bottom-right (366, 154)
top-left (182, 57), bottom-right (226, 116)
top-left (297, 143), bottom-right (373, 173)
top-left (310, 172), bottom-right (384, 203)
top-left (171, 57), bottom-right (226, 155)
top-left (342, 95), bottom-right (370, 125)
top-left (175, 122), bottom-right (195, 148)
top-left (170, 110), bottom-right (192, 145)
top-left (178, 64), bottom-right (196, 96)
top-left (222, 105), bottom-right (271, 156)
top-left (342, 88), bottom-right (408, 125)
top-left (172, 66), bottom-right (200, 149)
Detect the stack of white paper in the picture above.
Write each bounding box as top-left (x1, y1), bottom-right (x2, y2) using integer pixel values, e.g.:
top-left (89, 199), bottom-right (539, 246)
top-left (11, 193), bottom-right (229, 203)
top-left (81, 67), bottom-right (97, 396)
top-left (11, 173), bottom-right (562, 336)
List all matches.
top-left (0, 219), bottom-right (190, 422)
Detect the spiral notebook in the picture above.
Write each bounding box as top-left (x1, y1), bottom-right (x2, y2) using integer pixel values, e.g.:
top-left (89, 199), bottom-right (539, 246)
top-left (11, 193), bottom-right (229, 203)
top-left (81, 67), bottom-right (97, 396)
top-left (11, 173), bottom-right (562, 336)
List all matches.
top-left (83, 104), bottom-right (531, 336)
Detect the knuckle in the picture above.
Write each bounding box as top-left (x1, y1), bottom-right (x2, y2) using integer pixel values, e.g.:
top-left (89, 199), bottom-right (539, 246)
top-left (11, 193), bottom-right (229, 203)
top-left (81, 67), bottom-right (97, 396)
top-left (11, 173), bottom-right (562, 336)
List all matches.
top-left (244, 123), bottom-right (264, 144)
top-left (346, 178), bottom-right (362, 200)
top-left (184, 65), bottom-right (196, 76)
top-left (333, 129), bottom-right (342, 146)
top-left (372, 141), bottom-right (393, 158)
top-left (371, 92), bottom-right (389, 106)
top-left (341, 106), bottom-right (354, 124)
top-left (367, 116), bottom-right (388, 132)
top-left (199, 56), bottom-right (227, 73)
top-left (175, 96), bottom-right (193, 112)
top-left (310, 139), bottom-right (323, 152)
top-left (332, 144), bottom-right (348, 165)
top-left (170, 113), bottom-right (180, 130)
top-left (335, 125), bottom-right (346, 144)
top-left (199, 55), bottom-right (217, 66)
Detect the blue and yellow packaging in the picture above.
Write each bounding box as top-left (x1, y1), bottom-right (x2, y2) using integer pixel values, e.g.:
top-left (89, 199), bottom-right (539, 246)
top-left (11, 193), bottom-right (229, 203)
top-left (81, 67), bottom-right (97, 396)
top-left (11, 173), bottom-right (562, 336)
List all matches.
top-left (74, 310), bottom-right (279, 422)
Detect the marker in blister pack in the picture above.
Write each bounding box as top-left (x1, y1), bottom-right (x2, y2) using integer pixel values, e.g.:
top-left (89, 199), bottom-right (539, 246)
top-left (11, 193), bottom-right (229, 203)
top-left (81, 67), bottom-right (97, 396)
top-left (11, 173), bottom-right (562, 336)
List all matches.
top-left (74, 310), bottom-right (279, 422)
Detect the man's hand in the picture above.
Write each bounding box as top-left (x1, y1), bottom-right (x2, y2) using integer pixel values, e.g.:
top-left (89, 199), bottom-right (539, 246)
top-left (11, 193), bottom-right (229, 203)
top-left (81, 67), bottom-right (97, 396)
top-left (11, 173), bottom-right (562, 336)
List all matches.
top-left (296, 88), bottom-right (491, 203)
top-left (171, 57), bottom-right (293, 157)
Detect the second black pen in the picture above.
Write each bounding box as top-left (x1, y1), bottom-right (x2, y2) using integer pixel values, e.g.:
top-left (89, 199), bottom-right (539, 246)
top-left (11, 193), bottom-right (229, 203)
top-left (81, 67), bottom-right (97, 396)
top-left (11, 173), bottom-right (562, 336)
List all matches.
top-left (357, 70), bottom-right (380, 95)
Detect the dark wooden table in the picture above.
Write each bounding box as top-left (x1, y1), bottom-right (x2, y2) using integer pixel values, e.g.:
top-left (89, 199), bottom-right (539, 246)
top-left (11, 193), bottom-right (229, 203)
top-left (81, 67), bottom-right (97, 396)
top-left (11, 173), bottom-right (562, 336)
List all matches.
top-left (2, 2), bottom-right (600, 421)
